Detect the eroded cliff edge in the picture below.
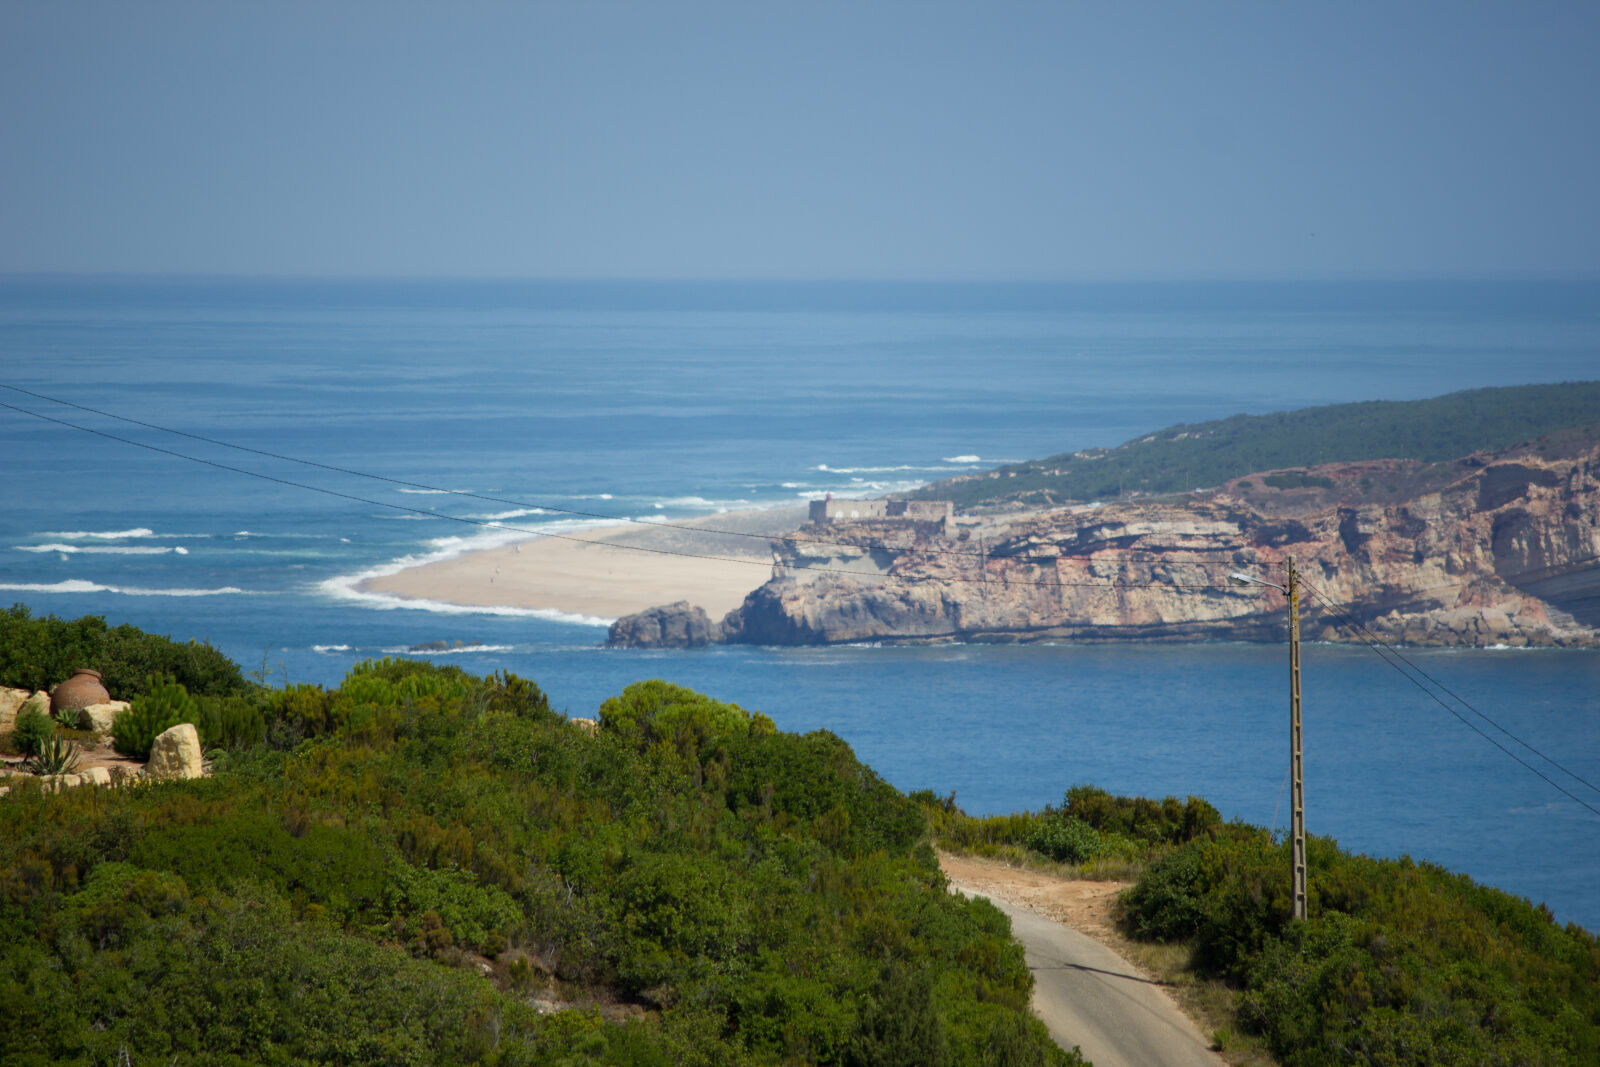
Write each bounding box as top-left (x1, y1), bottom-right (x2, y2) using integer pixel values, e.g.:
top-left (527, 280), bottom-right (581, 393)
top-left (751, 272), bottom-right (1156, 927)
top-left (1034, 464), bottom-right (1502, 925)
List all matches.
top-left (609, 427), bottom-right (1600, 649)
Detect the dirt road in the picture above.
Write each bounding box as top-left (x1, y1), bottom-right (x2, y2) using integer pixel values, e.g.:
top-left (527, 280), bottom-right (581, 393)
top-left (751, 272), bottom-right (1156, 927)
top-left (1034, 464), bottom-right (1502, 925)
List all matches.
top-left (941, 853), bottom-right (1222, 1067)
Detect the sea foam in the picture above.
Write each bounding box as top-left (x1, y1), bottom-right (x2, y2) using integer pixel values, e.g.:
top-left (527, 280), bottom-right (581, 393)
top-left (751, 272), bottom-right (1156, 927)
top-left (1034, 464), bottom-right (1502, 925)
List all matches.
top-left (0, 580), bottom-right (250, 597)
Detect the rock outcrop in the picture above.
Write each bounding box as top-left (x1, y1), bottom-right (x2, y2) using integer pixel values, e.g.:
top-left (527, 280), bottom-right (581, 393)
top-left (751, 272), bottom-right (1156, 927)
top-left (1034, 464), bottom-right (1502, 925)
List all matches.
top-left (144, 723), bottom-right (204, 781)
top-left (0, 688), bottom-right (30, 733)
top-left (610, 429), bottom-right (1600, 648)
top-left (80, 701), bottom-right (131, 737)
top-left (606, 600), bottom-right (721, 648)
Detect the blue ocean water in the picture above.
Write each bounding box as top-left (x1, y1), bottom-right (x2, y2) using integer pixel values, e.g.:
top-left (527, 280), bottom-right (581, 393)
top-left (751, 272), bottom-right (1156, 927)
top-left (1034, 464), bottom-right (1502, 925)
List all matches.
top-left (2, 277), bottom-right (1598, 929)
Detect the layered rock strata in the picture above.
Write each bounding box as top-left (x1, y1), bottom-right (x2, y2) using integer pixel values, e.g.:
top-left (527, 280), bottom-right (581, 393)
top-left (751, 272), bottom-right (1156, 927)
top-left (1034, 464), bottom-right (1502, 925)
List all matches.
top-left (609, 431), bottom-right (1600, 648)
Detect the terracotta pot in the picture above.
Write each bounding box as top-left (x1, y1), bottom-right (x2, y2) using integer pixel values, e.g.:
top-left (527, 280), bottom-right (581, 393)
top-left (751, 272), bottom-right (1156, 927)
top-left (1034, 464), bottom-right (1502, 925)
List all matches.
top-left (52, 668), bottom-right (110, 713)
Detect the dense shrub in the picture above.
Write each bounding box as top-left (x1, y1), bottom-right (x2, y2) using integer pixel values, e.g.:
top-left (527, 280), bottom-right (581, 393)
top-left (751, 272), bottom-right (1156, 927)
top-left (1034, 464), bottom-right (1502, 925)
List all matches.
top-left (111, 674), bottom-right (198, 758)
top-left (1063, 784), bottom-right (1220, 844)
top-left (920, 784), bottom-right (1220, 867)
top-left (1026, 816), bottom-right (1107, 864)
top-left (1120, 825), bottom-right (1600, 1065)
top-left (600, 678), bottom-right (774, 762)
top-left (193, 694), bottom-right (267, 750)
top-left (0, 605), bottom-right (246, 698)
top-left (11, 705), bottom-right (55, 758)
top-left (0, 640), bottom-right (1078, 1066)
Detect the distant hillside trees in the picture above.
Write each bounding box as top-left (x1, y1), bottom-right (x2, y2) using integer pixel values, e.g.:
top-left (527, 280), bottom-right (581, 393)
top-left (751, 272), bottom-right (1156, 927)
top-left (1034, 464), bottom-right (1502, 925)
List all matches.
top-left (914, 381), bottom-right (1600, 508)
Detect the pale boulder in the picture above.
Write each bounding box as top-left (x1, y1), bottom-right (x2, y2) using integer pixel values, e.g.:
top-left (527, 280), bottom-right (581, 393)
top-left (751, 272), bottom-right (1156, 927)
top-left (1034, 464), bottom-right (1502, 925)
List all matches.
top-left (80, 701), bottom-right (132, 737)
top-left (0, 687), bottom-right (31, 733)
top-left (81, 767), bottom-right (113, 787)
top-left (144, 723), bottom-right (204, 781)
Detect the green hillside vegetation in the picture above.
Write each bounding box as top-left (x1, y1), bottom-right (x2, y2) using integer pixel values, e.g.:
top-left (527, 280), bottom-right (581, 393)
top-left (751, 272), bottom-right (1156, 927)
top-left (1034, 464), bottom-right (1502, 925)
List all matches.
top-left (5, 614), bottom-right (1597, 1065)
top-left (0, 613), bottom-right (1077, 1067)
top-left (921, 789), bottom-right (1600, 1066)
top-left (912, 381), bottom-right (1600, 509)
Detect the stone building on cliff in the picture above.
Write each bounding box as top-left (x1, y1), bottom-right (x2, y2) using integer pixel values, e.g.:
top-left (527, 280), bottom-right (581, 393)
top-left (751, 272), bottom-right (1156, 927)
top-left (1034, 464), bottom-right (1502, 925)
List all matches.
top-left (808, 497), bottom-right (954, 535)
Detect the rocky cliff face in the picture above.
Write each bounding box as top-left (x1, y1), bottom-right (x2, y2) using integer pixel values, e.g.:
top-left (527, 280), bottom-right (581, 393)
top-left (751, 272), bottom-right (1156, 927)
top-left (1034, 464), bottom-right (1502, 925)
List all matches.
top-left (608, 430), bottom-right (1600, 648)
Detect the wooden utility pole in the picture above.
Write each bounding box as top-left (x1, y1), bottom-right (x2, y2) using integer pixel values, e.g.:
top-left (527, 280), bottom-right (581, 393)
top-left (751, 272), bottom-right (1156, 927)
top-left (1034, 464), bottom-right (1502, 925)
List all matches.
top-left (1288, 555), bottom-right (1306, 921)
top-left (1229, 558), bottom-right (1309, 922)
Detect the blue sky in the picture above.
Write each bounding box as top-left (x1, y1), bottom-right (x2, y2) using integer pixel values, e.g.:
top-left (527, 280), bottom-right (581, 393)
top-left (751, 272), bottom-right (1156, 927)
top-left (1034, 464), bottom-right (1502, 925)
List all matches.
top-left (2, 1), bottom-right (1596, 281)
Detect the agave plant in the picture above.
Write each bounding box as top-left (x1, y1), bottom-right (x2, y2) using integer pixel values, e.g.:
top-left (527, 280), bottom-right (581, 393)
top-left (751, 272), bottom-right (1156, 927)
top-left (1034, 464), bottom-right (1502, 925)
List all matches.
top-left (24, 732), bottom-right (82, 776)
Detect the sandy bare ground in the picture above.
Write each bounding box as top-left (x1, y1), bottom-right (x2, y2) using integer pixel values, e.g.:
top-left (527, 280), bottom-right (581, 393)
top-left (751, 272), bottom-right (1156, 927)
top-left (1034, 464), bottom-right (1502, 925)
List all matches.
top-left (940, 851), bottom-right (1130, 943)
top-left (0, 734), bottom-right (154, 795)
top-left (360, 506), bottom-right (808, 621)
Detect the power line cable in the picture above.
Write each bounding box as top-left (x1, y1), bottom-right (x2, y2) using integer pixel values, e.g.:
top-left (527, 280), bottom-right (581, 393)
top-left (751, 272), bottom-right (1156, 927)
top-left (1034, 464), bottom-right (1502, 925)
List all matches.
top-left (0, 399), bottom-right (1242, 591)
top-left (1299, 580), bottom-right (1600, 796)
top-left (13, 388), bottom-right (1591, 805)
top-left (1296, 580), bottom-right (1600, 817)
top-left (0, 382), bottom-right (1259, 569)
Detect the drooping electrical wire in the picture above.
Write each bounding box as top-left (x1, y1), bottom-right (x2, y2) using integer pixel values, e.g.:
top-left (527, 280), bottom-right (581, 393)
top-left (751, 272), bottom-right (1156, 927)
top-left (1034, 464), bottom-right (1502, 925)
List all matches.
top-left (1298, 580), bottom-right (1600, 817)
top-left (0, 398), bottom-right (1243, 591)
top-left (0, 382), bottom-right (1261, 570)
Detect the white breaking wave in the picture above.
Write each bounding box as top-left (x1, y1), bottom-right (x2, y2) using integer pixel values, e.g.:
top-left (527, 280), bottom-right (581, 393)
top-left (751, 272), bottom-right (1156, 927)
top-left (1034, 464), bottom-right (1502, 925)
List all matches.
top-left (312, 644), bottom-right (353, 653)
top-left (38, 527), bottom-right (156, 540)
top-left (0, 580), bottom-right (249, 597)
top-left (383, 644), bottom-right (517, 656)
top-left (318, 573), bottom-right (612, 626)
top-left (813, 463), bottom-right (976, 475)
top-left (38, 527), bottom-right (213, 541)
top-left (651, 495), bottom-right (750, 511)
top-left (942, 455), bottom-right (981, 463)
top-left (17, 544), bottom-right (179, 556)
top-left (466, 508), bottom-right (547, 521)
top-left (794, 478), bottom-right (928, 500)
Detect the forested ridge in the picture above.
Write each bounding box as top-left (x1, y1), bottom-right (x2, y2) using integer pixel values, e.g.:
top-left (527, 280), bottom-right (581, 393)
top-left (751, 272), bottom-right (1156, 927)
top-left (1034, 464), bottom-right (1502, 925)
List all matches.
top-left (913, 381), bottom-right (1600, 508)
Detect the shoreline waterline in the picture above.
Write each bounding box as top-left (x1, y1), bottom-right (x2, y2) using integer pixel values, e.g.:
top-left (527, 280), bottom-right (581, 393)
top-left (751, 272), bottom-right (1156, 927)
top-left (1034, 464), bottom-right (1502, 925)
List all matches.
top-left (355, 505), bottom-right (809, 622)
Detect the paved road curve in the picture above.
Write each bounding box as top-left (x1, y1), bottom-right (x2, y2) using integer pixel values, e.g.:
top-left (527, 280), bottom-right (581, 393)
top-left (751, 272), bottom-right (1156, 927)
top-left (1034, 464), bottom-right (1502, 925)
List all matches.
top-left (952, 886), bottom-right (1224, 1067)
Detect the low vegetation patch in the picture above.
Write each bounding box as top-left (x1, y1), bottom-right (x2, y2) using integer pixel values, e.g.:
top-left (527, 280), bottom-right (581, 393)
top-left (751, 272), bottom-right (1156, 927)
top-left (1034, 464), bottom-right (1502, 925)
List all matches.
top-left (918, 784), bottom-right (1220, 877)
top-left (913, 381), bottom-right (1600, 507)
top-left (1120, 825), bottom-right (1600, 1066)
top-left (1, 615), bottom-right (1079, 1066)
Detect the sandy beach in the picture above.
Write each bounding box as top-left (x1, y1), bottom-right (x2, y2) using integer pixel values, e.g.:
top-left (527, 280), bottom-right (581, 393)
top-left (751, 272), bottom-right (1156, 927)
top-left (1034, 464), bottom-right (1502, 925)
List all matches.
top-left (359, 506), bottom-right (809, 622)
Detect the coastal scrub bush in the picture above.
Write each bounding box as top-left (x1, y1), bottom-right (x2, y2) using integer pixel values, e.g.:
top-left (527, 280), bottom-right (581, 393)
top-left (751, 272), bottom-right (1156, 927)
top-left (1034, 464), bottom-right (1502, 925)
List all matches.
top-left (600, 679), bottom-right (774, 762)
top-left (0, 605), bottom-right (246, 698)
top-left (384, 862), bottom-right (522, 956)
top-left (1064, 785), bottom-right (1220, 845)
top-left (484, 670), bottom-right (555, 721)
top-left (1120, 825), bottom-right (1600, 1065)
top-left (11, 704), bottom-right (56, 759)
top-left (12, 705), bottom-right (56, 758)
top-left (1026, 816), bottom-right (1105, 864)
top-left (193, 694), bottom-right (267, 751)
top-left (0, 635), bottom-right (1077, 1067)
top-left (0, 604), bottom-right (104, 692)
top-left (96, 622), bottom-right (248, 698)
top-left (112, 674), bottom-right (198, 758)
top-left (270, 682), bottom-right (337, 739)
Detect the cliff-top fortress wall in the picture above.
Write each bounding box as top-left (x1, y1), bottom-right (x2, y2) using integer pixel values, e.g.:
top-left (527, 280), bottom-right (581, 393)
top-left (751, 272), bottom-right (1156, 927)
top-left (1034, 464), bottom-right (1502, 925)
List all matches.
top-left (808, 498), bottom-right (954, 534)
